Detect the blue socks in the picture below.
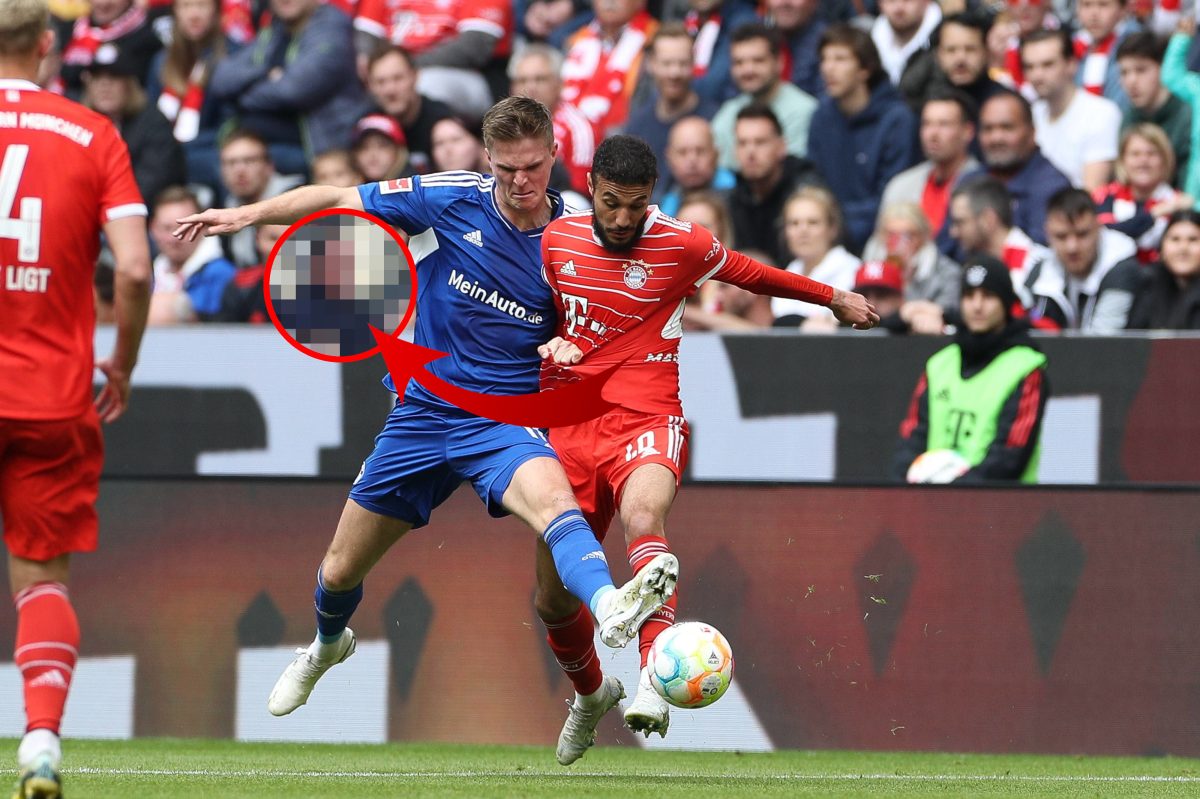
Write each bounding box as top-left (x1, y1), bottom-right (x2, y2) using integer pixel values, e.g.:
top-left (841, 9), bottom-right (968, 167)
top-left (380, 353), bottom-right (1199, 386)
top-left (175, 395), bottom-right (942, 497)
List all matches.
top-left (542, 510), bottom-right (615, 616)
top-left (314, 568), bottom-right (363, 643)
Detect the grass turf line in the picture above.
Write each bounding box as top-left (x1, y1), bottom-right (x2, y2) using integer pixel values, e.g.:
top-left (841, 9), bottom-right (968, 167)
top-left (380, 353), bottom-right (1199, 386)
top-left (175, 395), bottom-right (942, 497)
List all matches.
top-left (9, 739), bottom-right (1200, 798)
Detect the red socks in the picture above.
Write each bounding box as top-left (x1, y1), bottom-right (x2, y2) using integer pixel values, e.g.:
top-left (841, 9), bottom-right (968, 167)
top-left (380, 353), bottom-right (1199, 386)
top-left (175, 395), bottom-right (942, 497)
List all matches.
top-left (14, 582), bottom-right (79, 734)
top-left (628, 535), bottom-right (677, 670)
top-left (543, 604), bottom-right (603, 697)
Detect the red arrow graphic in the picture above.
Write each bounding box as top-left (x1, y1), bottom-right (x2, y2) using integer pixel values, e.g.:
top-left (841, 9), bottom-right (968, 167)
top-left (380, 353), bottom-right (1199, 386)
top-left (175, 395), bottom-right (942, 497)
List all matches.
top-left (371, 327), bottom-right (621, 428)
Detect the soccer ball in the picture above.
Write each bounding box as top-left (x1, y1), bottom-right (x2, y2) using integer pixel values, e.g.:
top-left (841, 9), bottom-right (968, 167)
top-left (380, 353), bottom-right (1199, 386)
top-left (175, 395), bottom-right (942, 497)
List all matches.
top-left (648, 622), bottom-right (734, 709)
top-left (906, 448), bottom-right (971, 484)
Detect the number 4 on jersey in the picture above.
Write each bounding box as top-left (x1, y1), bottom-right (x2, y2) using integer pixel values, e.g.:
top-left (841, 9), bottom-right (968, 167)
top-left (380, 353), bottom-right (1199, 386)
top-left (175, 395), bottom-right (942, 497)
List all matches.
top-left (0, 145), bottom-right (42, 263)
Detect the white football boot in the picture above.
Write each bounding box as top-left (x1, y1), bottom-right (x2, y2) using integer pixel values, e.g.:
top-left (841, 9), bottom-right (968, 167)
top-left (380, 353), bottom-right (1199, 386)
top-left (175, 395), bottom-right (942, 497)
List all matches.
top-left (267, 627), bottom-right (357, 716)
top-left (556, 675), bottom-right (625, 766)
top-left (623, 666), bottom-right (670, 738)
top-left (596, 553), bottom-right (679, 648)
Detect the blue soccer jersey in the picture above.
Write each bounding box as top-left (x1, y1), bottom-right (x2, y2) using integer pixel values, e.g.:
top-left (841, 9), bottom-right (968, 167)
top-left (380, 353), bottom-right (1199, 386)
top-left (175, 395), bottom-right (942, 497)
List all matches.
top-left (358, 172), bottom-right (563, 408)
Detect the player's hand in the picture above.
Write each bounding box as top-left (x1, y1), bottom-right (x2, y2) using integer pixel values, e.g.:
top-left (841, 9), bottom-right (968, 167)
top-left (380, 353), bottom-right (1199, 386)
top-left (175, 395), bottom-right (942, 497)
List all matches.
top-left (94, 358), bottom-right (132, 423)
top-left (172, 208), bottom-right (253, 241)
top-left (538, 336), bottom-right (583, 365)
top-left (830, 289), bottom-right (880, 330)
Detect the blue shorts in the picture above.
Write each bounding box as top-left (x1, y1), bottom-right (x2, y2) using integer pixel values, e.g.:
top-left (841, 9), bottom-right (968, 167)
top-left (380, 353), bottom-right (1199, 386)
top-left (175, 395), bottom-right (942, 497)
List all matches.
top-left (348, 399), bottom-right (557, 528)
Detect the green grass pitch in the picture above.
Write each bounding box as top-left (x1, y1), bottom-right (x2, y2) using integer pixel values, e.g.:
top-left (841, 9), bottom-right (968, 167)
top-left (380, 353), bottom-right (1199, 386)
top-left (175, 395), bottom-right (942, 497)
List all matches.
top-left (18, 738), bottom-right (1200, 798)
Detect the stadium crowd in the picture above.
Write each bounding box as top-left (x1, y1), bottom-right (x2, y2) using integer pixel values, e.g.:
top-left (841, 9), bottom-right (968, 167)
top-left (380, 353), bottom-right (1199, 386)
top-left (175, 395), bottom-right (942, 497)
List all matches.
top-left (59, 0), bottom-right (1200, 330)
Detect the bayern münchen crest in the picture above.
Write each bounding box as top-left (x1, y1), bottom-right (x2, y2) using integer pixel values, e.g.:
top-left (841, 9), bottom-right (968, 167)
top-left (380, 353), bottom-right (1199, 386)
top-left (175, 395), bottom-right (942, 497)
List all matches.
top-left (623, 260), bottom-right (649, 289)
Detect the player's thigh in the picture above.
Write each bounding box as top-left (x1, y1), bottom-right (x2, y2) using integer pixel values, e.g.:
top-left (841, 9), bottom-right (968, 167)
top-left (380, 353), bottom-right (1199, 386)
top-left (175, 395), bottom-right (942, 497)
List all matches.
top-left (323, 499), bottom-right (414, 590)
top-left (533, 535), bottom-right (581, 620)
top-left (610, 414), bottom-right (690, 539)
top-left (549, 420), bottom-right (616, 540)
top-left (0, 414), bottom-right (102, 563)
top-left (348, 401), bottom-right (460, 529)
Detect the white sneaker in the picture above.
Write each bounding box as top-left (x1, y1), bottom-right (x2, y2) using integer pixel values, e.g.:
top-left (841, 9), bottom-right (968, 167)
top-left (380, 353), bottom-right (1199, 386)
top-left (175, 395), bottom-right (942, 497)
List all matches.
top-left (597, 553), bottom-right (678, 649)
top-left (624, 666), bottom-right (670, 738)
top-left (267, 628), bottom-right (356, 716)
top-left (556, 675), bottom-right (625, 766)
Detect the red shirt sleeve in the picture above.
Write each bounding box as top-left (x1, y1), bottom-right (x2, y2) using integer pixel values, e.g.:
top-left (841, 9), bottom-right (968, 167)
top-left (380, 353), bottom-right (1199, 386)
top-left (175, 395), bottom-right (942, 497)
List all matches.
top-left (711, 241), bottom-right (833, 306)
top-left (98, 124), bottom-right (147, 223)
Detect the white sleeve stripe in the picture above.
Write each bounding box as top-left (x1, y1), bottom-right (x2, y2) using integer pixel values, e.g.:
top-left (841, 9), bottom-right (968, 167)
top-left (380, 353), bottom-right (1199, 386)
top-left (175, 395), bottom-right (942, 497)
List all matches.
top-left (457, 20), bottom-right (505, 38)
top-left (353, 17), bottom-right (388, 37)
top-left (106, 203), bottom-right (148, 220)
top-left (694, 251), bottom-right (727, 287)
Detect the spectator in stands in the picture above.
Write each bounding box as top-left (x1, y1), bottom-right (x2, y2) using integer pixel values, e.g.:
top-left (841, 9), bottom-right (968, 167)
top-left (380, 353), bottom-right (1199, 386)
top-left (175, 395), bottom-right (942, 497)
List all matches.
top-left (509, 43), bottom-right (597, 196)
top-left (852, 260), bottom-right (906, 320)
top-left (354, 0), bottom-right (513, 117)
top-left (1127, 209), bottom-right (1200, 328)
top-left (560, 0), bottom-right (658, 135)
top-left (352, 114), bottom-right (411, 182)
top-left (521, 0), bottom-right (590, 45)
top-left (623, 24), bottom-right (719, 178)
top-left (729, 104), bottom-right (822, 266)
top-left (1094, 123), bottom-right (1193, 263)
top-left (146, 0), bottom-right (238, 194)
top-left (711, 22), bottom-right (817, 170)
top-left (871, 0), bottom-right (942, 86)
top-left (1002, 0), bottom-right (1059, 99)
top-left (83, 44), bottom-right (186, 214)
top-left (879, 88), bottom-right (979, 238)
top-left (209, 0), bottom-right (368, 175)
top-left (1029, 187), bottom-right (1143, 331)
top-left (311, 149), bottom-right (365, 187)
top-left (987, 9), bottom-right (1020, 91)
top-left (964, 90), bottom-right (1071, 245)
top-left (1161, 20), bottom-right (1200, 200)
top-left (1074, 0), bottom-right (1139, 107)
top-left (657, 116), bottom-right (736, 216)
top-left (681, 0), bottom-right (760, 105)
top-left (947, 175), bottom-right (1052, 306)
top-left (900, 11), bottom-right (1007, 114)
top-left (365, 46), bottom-right (453, 175)
top-left (430, 115), bottom-right (489, 173)
top-left (771, 186), bottom-right (861, 328)
top-left (148, 186), bottom-right (238, 324)
top-left (218, 130), bottom-right (302, 266)
top-left (809, 24), bottom-right (918, 253)
top-left (58, 0), bottom-right (165, 97)
top-left (674, 190), bottom-right (745, 331)
top-left (1117, 32), bottom-right (1191, 187)
top-left (764, 0), bottom-right (827, 97)
top-left (217, 224), bottom-right (288, 323)
top-left (892, 253), bottom-right (1050, 484)
top-left (868, 201), bottom-right (961, 333)
top-left (1022, 29), bottom-right (1122, 190)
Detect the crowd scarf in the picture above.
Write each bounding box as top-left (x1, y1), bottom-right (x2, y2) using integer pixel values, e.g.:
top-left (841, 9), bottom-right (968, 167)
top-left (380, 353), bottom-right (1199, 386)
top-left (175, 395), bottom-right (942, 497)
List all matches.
top-left (1073, 29), bottom-right (1117, 96)
top-left (684, 9), bottom-right (721, 79)
top-left (222, 0), bottom-right (256, 44)
top-left (157, 60), bottom-right (207, 142)
top-left (562, 10), bottom-right (656, 130)
top-left (62, 3), bottom-right (148, 66)
top-left (1095, 180), bottom-right (1178, 262)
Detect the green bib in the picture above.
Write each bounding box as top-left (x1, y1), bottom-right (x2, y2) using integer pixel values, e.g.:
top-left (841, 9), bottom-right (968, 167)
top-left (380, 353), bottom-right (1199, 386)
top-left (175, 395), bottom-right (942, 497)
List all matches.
top-left (925, 344), bottom-right (1047, 483)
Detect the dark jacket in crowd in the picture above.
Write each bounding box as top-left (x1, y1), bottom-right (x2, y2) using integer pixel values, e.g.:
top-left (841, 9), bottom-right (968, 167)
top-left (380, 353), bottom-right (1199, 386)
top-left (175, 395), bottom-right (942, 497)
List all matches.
top-left (728, 154), bottom-right (824, 266)
top-left (960, 150), bottom-right (1071, 247)
top-left (1126, 264), bottom-right (1200, 330)
top-left (119, 103), bottom-right (187, 212)
top-left (807, 80), bottom-right (918, 253)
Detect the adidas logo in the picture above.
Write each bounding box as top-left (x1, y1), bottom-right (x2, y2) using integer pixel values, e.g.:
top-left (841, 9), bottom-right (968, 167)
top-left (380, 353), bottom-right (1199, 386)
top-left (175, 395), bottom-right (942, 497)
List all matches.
top-left (561, 260), bottom-right (577, 276)
top-left (463, 229), bottom-right (483, 247)
top-left (29, 669), bottom-right (68, 690)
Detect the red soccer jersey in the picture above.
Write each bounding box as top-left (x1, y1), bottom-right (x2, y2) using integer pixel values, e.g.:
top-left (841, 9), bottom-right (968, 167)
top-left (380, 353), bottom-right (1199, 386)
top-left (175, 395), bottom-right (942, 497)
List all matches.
top-left (540, 208), bottom-right (832, 416)
top-left (0, 79), bottom-right (146, 420)
top-left (354, 0), bottom-right (512, 57)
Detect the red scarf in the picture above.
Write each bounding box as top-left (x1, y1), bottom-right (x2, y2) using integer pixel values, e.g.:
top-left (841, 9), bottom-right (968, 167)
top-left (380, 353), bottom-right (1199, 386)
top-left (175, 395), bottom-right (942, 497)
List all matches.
top-left (222, 0), bottom-right (255, 44)
top-left (683, 10), bottom-right (721, 78)
top-left (62, 4), bottom-right (147, 67)
top-left (561, 11), bottom-right (657, 133)
top-left (1073, 31), bottom-right (1116, 96)
top-left (157, 61), bottom-right (206, 143)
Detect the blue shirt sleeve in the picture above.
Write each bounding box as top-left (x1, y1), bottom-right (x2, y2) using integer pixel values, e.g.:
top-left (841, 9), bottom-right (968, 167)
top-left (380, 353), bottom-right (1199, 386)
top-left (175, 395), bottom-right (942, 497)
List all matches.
top-left (357, 176), bottom-right (438, 235)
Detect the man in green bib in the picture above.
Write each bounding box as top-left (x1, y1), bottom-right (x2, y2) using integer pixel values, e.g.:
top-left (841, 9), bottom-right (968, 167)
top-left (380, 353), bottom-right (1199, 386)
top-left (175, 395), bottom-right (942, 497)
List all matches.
top-left (893, 254), bottom-right (1051, 483)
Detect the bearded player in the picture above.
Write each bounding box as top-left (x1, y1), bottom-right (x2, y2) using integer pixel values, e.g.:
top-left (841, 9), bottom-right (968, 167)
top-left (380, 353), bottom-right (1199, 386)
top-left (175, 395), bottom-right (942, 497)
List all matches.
top-left (536, 135), bottom-right (878, 763)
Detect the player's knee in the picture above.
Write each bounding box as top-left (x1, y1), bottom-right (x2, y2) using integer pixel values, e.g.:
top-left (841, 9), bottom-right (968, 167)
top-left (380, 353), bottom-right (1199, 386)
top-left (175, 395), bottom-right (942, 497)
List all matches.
top-left (318, 555), bottom-right (361, 593)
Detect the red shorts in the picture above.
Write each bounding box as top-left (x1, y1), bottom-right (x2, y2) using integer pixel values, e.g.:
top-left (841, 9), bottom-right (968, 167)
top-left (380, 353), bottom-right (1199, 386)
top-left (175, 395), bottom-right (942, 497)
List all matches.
top-left (551, 411), bottom-right (689, 540)
top-left (0, 411), bottom-right (103, 561)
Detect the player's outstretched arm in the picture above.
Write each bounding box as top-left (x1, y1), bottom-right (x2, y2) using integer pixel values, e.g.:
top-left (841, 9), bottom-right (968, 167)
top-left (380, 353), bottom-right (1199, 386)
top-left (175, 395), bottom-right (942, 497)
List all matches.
top-left (829, 289), bottom-right (881, 330)
top-left (96, 214), bottom-right (152, 423)
top-left (172, 184), bottom-right (364, 241)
